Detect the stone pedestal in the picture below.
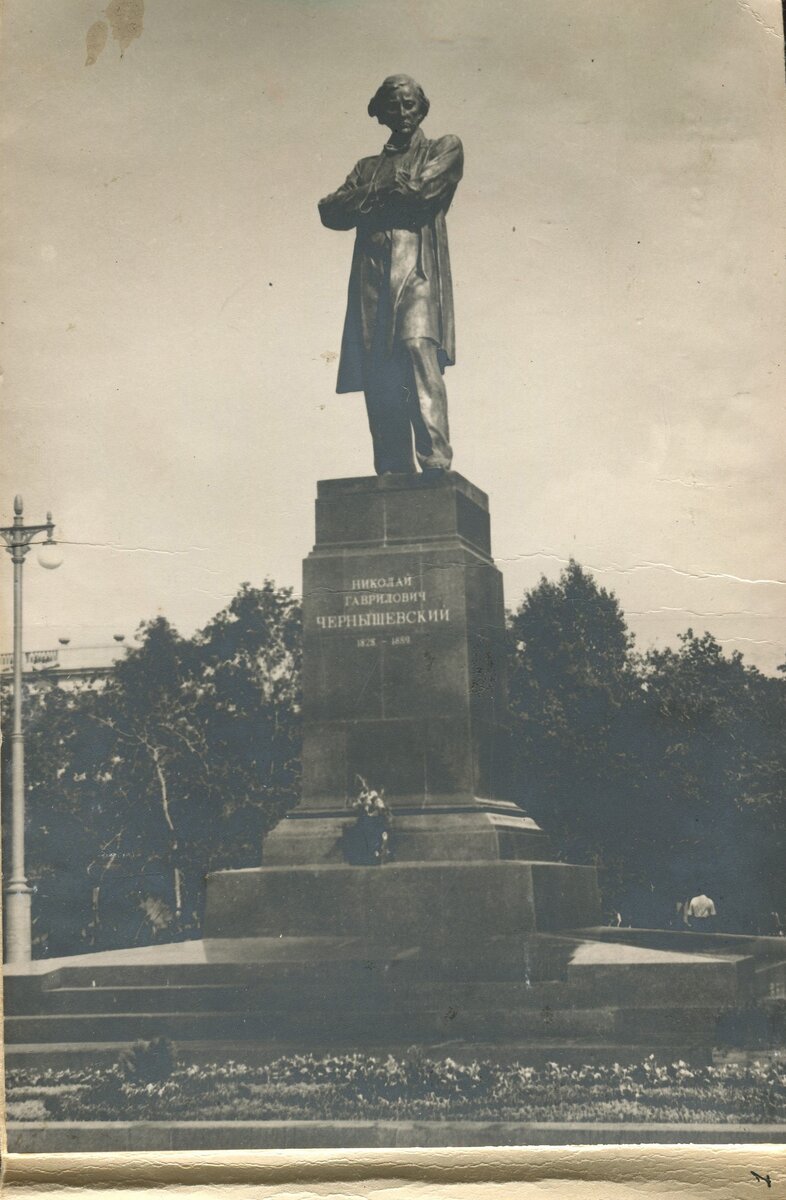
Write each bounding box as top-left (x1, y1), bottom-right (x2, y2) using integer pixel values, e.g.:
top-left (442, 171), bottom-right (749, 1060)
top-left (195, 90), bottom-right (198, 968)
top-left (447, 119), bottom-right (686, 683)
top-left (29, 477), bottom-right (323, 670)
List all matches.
top-left (205, 861), bottom-right (601, 947)
top-left (264, 472), bottom-right (549, 865)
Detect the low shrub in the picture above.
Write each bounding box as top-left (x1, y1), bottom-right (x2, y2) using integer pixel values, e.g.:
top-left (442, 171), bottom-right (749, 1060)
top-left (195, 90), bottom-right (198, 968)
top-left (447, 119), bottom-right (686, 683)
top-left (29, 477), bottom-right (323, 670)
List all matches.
top-left (6, 1053), bottom-right (785, 1125)
top-left (119, 1038), bottom-right (175, 1083)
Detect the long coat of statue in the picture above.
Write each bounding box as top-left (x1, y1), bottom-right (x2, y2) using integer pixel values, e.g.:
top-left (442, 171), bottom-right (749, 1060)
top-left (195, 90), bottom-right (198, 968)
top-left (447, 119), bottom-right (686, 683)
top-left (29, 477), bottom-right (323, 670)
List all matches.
top-left (319, 127), bottom-right (463, 395)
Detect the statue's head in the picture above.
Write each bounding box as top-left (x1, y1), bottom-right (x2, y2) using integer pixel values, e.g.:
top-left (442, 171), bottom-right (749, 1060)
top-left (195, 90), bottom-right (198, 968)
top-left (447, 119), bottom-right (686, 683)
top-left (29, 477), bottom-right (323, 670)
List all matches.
top-left (368, 75), bottom-right (430, 136)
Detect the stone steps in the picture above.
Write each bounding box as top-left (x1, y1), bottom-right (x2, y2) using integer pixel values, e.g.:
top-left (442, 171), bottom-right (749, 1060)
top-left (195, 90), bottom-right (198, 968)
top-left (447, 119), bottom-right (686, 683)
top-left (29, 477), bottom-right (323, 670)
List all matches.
top-left (4, 932), bottom-right (757, 1076)
top-left (23, 979), bottom-right (735, 1031)
top-left (5, 1000), bottom-right (720, 1046)
top-left (21, 980), bottom-right (567, 1015)
top-left (10, 943), bottom-right (749, 1011)
top-left (38, 959), bottom-right (396, 990)
top-left (3, 1038), bottom-right (715, 1072)
top-left (10, 941), bottom-right (579, 993)
top-left (5, 1009), bottom-right (609, 1043)
top-left (566, 958), bottom-right (755, 1008)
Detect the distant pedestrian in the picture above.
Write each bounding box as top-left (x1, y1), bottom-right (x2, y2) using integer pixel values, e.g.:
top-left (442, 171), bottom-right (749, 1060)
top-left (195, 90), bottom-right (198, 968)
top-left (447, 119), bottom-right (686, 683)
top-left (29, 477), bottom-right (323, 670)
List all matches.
top-left (686, 891), bottom-right (717, 932)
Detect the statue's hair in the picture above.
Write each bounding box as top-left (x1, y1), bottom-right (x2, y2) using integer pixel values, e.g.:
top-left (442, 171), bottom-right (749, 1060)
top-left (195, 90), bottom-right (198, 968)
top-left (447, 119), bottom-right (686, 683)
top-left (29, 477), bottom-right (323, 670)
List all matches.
top-left (368, 75), bottom-right (430, 121)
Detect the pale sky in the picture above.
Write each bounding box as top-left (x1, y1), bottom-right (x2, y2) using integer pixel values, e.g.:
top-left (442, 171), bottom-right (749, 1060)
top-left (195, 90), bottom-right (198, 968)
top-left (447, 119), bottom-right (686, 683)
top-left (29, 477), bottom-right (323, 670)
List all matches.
top-left (2, 0), bottom-right (785, 671)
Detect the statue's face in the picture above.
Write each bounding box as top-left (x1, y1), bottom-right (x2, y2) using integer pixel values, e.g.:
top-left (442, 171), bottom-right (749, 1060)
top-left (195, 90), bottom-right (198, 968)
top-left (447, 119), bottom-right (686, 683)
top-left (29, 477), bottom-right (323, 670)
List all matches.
top-left (377, 83), bottom-right (423, 136)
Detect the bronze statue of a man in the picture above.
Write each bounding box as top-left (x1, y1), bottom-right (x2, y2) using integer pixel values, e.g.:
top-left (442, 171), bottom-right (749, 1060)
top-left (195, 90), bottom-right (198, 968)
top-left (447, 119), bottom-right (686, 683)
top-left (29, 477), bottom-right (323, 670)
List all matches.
top-left (319, 76), bottom-right (463, 476)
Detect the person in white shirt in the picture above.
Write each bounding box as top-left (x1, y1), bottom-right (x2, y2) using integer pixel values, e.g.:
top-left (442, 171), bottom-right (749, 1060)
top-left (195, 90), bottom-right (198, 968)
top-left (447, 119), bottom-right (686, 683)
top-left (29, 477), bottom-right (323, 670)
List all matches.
top-left (686, 892), bottom-right (717, 931)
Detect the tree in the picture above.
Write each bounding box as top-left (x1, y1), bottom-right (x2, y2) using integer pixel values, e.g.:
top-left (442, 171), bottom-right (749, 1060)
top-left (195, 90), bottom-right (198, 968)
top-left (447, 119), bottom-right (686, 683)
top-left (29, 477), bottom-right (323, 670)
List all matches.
top-left (76, 615), bottom-right (208, 945)
top-left (190, 580), bottom-right (302, 867)
top-left (508, 563), bottom-right (786, 930)
top-left (637, 631), bottom-right (786, 929)
top-left (2, 676), bottom-right (109, 955)
top-left (3, 580), bottom-right (302, 955)
top-left (508, 560), bottom-right (641, 897)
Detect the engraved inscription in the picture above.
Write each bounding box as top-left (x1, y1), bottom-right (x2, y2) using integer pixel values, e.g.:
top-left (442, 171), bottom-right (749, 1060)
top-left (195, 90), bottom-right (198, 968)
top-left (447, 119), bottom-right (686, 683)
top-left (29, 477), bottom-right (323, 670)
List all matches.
top-left (314, 568), bottom-right (450, 642)
top-left (317, 609), bottom-right (449, 631)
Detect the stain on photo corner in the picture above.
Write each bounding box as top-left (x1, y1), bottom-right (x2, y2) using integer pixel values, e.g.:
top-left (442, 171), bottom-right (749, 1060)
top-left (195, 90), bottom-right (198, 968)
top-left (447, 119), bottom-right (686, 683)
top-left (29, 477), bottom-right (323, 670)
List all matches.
top-left (86, 0), bottom-right (144, 66)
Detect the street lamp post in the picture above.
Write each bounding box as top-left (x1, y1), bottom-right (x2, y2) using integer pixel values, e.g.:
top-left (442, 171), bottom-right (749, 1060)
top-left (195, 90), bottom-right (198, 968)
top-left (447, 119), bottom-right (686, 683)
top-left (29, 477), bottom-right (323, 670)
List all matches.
top-left (1, 496), bottom-right (61, 964)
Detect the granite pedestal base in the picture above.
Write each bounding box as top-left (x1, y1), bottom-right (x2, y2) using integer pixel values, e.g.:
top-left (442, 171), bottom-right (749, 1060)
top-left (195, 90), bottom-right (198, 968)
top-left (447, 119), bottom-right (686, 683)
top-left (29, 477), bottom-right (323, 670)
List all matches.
top-left (263, 802), bottom-right (550, 865)
top-left (223, 473), bottom-right (593, 1019)
top-left (205, 860), bottom-right (601, 948)
top-left (300, 474), bottom-right (522, 810)
top-left (264, 471), bottom-right (550, 866)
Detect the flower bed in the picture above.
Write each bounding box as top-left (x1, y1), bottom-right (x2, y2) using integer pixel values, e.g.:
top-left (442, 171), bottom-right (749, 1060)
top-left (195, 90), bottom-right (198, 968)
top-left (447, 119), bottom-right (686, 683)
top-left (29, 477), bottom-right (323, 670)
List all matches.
top-left (6, 1052), bottom-right (786, 1124)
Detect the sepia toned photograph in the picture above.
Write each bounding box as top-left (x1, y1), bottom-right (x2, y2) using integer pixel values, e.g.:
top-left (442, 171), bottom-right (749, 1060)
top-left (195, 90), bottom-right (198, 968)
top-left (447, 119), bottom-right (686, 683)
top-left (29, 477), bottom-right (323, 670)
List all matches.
top-left (2, 0), bottom-right (785, 1160)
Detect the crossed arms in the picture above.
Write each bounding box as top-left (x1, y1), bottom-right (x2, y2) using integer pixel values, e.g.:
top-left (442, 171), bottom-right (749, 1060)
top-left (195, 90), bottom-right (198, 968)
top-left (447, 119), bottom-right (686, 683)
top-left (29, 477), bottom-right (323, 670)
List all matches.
top-left (318, 134), bottom-right (463, 231)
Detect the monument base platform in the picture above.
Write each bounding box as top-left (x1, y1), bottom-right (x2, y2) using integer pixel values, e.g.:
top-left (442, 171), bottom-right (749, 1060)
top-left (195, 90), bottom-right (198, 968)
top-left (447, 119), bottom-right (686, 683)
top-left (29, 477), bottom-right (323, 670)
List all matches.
top-left (4, 925), bottom-right (765, 1079)
top-left (204, 859), bottom-right (600, 944)
top-left (5, 881), bottom-right (772, 1098)
top-left (262, 801), bottom-right (551, 865)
